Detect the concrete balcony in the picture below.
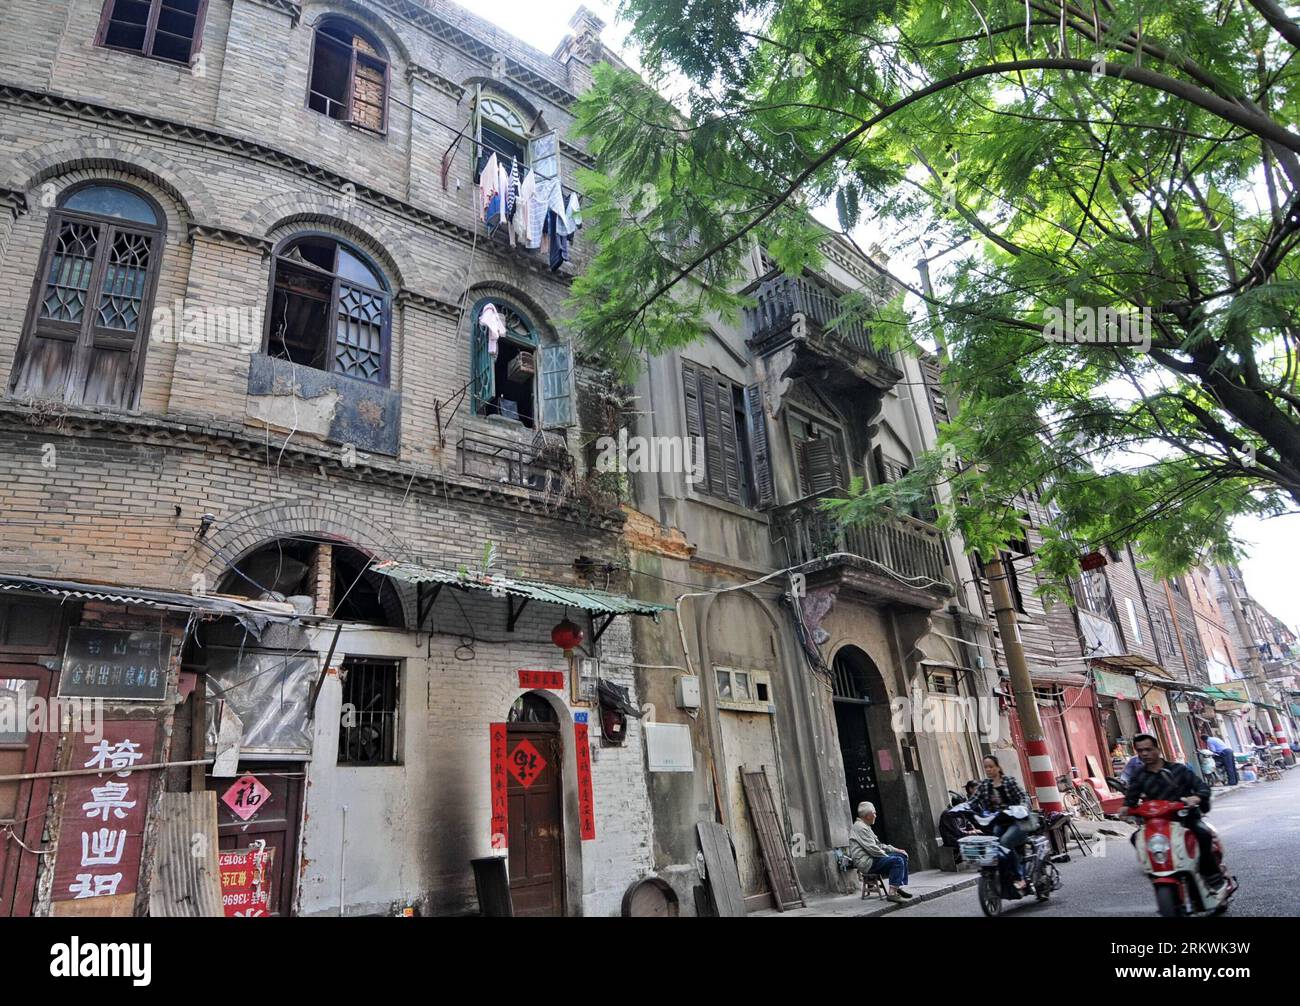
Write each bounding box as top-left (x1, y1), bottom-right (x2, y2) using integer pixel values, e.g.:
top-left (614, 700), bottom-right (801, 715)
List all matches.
top-left (744, 273), bottom-right (902, 391)
top-left (771, 493), bottom-right (953, 608)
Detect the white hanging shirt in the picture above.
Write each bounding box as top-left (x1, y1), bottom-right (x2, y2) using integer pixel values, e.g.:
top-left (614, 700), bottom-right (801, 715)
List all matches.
top-left (478, 303), bottom-right (507, 357)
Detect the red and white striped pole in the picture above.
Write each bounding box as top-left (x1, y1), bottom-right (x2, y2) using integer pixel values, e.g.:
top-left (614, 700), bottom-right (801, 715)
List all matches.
top-left (985, 556), bottom-right (1064, 813)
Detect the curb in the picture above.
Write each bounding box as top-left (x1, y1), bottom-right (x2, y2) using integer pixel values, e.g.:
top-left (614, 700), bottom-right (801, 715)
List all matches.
top-left (850, 874), bottom-right (982, 917)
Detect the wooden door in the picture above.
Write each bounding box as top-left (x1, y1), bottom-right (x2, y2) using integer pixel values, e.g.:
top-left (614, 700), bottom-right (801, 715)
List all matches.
top-left (506, 726), bottom-right (565, 917)
top-left (0, 666), bottom-right (57, 916)
top-left (207, 765), bottom-right (303, 917)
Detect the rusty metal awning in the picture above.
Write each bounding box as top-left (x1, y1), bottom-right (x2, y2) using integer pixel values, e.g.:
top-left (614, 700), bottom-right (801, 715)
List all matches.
top-left (369, 561), bottom-right (671, 618)
top-left (1092, 653), bottom-right (1169, 674)
top-left (0, 573), bottom-right (298, 619)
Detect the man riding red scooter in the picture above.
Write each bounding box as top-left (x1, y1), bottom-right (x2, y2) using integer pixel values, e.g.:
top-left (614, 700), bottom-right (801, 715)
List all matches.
top-left (1123, 732), bottom-right (1237, 917)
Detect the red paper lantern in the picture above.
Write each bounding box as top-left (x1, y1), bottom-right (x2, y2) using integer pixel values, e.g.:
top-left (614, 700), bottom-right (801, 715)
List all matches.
top-left (551, 617), bottom-right (585, 654)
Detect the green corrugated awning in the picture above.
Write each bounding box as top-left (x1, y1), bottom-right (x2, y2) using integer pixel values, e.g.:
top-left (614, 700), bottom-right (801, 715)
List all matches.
top-left (369, 561), bottom-right (672, 617)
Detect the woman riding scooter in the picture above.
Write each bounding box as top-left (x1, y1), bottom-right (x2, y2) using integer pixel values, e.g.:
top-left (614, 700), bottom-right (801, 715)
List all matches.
top-left (969, 755), bottom-right (1031, 892)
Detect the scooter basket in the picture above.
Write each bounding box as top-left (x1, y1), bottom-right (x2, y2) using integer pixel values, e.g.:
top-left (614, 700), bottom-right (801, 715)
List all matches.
top-left (959, 835), bottom-right (1002, 866)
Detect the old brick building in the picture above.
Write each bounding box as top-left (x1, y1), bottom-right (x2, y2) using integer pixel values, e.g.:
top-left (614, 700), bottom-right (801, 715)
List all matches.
top-left (0, 0), bottom-right (670, 917)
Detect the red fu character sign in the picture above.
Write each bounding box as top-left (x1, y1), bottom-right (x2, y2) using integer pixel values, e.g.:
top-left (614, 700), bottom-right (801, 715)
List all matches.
top-left (507, 739), bottom-right (547, 789)
top-left (221, 774), bottom-right (271, 822)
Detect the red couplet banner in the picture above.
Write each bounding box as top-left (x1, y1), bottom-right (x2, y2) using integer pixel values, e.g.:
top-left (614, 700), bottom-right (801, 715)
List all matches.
top-left (489, 722), bottom-right (508, 850)
top-left (574, 722), bottom-right (596, 841)
top-left (517, 669), bottom-right (565, 690)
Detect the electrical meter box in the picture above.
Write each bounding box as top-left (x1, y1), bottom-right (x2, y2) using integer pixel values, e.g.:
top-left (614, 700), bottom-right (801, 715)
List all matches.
top-left (674, 675), bottom-right (701, 709)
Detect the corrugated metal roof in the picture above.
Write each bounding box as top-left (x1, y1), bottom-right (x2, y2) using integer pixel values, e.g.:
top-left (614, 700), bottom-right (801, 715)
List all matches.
top-left (0, 574), bottom-right (298, 619)
top-left (370, 561), bottom-right (670, 617)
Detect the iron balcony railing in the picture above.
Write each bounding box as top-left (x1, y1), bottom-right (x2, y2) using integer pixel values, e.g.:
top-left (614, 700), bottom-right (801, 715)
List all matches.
top-left (772, 493), bottom-right (949, 589)
top-left (744, 273), bottom-right (895, 368)
top-left (459, 428), bottom-right (573, 495)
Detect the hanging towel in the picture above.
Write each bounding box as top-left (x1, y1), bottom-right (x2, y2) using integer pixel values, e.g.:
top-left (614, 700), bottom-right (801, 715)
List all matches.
top-left (544, 178), bottom-right (569, 231)
top-left (524, 171), bottom-right (546, 249)
top-left (479, 153), bottom-right (500, 223)
top-left (497, 159), bottom-right (509, 227)
top-left (514, 169), bottom-right (534, 245)
top-left (564, 192), bottom-right (583, 235)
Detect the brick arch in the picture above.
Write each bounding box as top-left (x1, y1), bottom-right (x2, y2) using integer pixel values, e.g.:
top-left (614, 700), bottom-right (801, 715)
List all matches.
top-left (190, 500), bottom-right (414, 626)
top-left (243, 193), bottom-right (411, 288)
top-left (3, 138), bottom-right (218, 224)
top-left (191, 499), bottom-right (408, 583)
top-left (302, 0), bottom-right (414, 68)
top-left (466, 280), bottom-right (560, 342)
top-left (464, 77), bottom-right (548, 133)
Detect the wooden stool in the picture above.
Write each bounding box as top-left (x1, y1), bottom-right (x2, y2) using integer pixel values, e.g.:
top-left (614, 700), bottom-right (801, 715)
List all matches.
top-left (861, 871), bottom-right (888, 900)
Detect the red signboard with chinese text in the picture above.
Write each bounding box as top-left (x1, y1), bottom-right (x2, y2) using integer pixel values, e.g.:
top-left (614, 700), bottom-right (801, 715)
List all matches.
top-left (489, 722), bottom-right (508, 850)
top-left (51, 720), bottom-right (158, 906)
top-left (518, 669), bottom-right (565, 690)
top-left (574, 722), bottom-right (596, 841)
top-left (219, 846), bottom-right (274, 917)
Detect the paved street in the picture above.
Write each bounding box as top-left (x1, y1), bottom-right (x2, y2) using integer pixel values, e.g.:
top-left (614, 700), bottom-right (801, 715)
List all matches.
top-left (897, 771), bottom-right (1300, 918)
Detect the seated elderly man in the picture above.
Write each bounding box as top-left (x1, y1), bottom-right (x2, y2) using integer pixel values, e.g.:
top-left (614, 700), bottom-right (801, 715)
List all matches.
top-left (848, 802), bottom-right (912, 902)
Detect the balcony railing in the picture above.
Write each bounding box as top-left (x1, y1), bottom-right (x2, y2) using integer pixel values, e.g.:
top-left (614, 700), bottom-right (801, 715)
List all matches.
top-left (460, 428), bottom-right (574, 495)
top-left (744, 273), bottom-right (895, 369)
top-left (772, 494), bottom-right (950, 594)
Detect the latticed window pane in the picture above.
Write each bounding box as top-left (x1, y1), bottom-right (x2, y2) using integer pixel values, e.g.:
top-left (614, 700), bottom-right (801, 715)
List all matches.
top-left (96, 231), bottom-right (154, 332)
top-left (40, 223), bottom-right (100, 324)
top-left (333, 284), bottom-right (385, 381)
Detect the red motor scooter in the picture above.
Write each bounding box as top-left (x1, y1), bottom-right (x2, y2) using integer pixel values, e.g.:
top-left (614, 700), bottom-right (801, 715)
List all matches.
top-left (1131, 799), bottom-right (1238, 917)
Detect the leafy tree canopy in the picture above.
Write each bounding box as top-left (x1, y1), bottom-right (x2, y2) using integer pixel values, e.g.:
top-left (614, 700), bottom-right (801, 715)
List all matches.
top-left (569, 0), bottom-right (1300, 586)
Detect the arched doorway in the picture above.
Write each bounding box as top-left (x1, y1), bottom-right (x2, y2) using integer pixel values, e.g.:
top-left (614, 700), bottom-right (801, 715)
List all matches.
top-left (832, 646), bottom-right (891, 839)
top-left (505, 693), bottom-right (565, 916)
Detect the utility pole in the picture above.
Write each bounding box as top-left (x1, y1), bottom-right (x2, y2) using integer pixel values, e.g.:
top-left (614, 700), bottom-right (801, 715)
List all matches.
top-left (985, 555), bottom-right (1064, 813)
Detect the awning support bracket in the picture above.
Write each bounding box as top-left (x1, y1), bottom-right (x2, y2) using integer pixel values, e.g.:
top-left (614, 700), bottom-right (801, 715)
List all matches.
top-left (507, 596), bottom-right (530, 632)
top-left (307, 623), bottom-right (344, 721)
top-left (417, 582), bottom-right (443, 630)
top-left (591, 612), bottom-right (617, 644)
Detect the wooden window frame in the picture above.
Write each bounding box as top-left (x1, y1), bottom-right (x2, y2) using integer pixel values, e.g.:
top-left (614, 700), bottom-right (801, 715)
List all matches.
top-left (786, 403), bottom-right (850, 500)
top-left (262, 233), bottom-right (392, 387)
top-left (12, 182), bottom-right (166, 412)
top-left (306, 18), bottom-right (391, 136)
top-left (95, 0), bottom-right (208, 66)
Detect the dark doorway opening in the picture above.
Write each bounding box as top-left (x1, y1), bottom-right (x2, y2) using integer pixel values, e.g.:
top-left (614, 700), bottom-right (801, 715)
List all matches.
top-left (832, 646), bottom-right (889, 841)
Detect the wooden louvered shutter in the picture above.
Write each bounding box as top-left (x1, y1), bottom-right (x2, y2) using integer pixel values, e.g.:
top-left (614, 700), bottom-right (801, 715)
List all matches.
top-left (697, 369), bottom-right (724, 496)
top-left (715, 378), bottom-right (742, 504)
top-left (744, 385), bottom-right (774, 507)
top-left (801, 437), bottom-right (842, 495)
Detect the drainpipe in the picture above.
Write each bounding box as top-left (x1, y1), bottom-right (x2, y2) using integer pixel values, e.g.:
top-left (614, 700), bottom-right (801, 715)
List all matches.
top-left (338, 804), bottom-right (348, 918)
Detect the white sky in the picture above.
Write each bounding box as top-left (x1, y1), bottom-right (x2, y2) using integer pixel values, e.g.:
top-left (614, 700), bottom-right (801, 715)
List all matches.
top-left (456, 0), bottom-right (1300, 634)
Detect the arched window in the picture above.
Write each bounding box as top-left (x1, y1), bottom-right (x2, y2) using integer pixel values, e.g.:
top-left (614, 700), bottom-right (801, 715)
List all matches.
top-left (308, 17), bottom-right (390, 133)
top-left (96, 0), bottom-right (207, 65)
top-left (266, 235), bottom-right (391, 385)
top-left (10, 182), bottom-right (165, 411)
top-left (470, 297), bottom-right (574, 430)
top-left (471, 89), bottom-right (560, 195)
